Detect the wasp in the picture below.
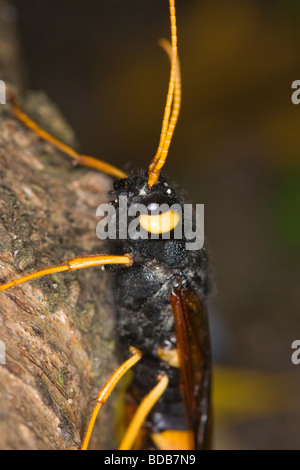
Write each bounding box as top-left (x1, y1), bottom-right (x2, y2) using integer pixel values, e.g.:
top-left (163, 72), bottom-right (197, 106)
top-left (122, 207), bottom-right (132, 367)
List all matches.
top-left (0, 0), bottom-right (212, 450)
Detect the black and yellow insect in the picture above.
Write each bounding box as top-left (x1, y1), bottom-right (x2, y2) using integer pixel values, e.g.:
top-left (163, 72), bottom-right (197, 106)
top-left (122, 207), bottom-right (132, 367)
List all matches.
top-left (0, 0), bottom-right (212, 450)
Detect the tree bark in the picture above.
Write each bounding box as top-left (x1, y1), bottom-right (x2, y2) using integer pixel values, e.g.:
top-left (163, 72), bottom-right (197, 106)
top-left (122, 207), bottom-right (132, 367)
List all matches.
top-left (0, 0), bottom-right (118, 450)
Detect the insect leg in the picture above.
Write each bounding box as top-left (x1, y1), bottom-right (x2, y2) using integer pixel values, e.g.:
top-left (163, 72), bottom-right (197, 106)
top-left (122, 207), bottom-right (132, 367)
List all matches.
top-left (0, 254), bottom-right (133, 291)
top-left (81, 346), bottom-right (142, 451)
top-left (7, 93), bottom-right (127, 179)
top-left (118, 374), bottom-right (169, 450)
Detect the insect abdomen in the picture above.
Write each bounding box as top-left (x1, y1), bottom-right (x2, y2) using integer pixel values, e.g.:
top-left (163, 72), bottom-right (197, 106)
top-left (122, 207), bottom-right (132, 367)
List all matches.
top-left (112, 262), bottom-right (191, 447)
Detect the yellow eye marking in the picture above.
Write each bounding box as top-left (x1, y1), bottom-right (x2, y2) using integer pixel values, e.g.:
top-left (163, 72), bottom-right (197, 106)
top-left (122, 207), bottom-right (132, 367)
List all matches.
top-left (157, 346), bottom-right (180, 368)
top-left (139, 210), bottom-right (180, 235)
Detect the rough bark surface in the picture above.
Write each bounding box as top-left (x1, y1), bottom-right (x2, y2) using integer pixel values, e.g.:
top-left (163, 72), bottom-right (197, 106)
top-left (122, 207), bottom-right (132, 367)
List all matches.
top-left (0, 0), bottom-right (118, 450)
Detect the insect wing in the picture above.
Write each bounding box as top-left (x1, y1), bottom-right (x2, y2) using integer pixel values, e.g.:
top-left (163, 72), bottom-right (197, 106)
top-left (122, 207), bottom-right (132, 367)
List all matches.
top-left (170, 286), bottom-right (212, 449)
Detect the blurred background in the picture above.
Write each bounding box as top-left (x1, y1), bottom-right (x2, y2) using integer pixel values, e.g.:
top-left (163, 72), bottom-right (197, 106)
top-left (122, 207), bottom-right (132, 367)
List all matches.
top-left (7, 0), bottom-right (300, 449)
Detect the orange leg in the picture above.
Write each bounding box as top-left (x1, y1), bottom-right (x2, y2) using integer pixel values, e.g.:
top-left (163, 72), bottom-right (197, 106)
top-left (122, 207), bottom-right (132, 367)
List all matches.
top-left (7, 93), bottom-right (127, 179)
top-left (118, 374), bottom-right (169, 450)
top-left (81, 346), bottom-right (142, 451)
top-left (0, 254), bottom-right (133, 292)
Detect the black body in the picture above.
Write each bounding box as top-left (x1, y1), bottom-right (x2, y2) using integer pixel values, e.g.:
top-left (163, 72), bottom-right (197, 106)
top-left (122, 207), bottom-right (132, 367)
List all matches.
top-left (108, 171), bottom-right (211, 448)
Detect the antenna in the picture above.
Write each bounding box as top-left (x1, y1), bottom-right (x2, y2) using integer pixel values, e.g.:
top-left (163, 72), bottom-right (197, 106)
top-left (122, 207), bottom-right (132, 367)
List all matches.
top-left (147, 0), bottom-right (180, 188)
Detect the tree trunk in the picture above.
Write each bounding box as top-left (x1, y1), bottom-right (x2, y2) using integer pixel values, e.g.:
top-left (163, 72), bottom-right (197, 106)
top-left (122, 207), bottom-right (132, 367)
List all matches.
top-left (0, 0), bottom-right (118, 450)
